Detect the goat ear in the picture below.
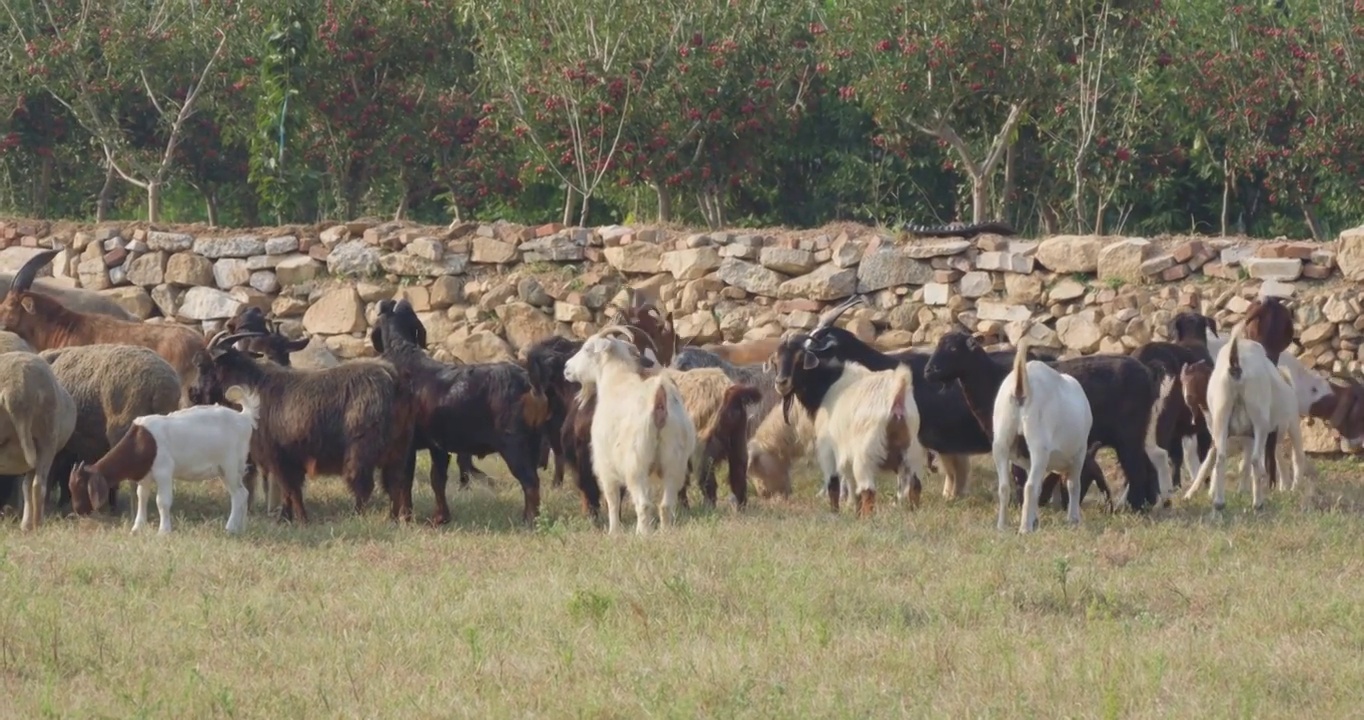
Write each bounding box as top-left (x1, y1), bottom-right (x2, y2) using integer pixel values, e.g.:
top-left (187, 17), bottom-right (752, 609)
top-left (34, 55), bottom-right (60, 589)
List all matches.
top-left (19, 296), bottom-right (34, 313)
top-left (285, 336), bottom-right (309, 351)
top-left (1166, 317), bottom-right (1180, 340)
top-left (87, 472), bottom-right (109, 511)
top-left (801, 350), bottom-right (819, 370)
top-left (1206, 317), bottom-right (1218, 336)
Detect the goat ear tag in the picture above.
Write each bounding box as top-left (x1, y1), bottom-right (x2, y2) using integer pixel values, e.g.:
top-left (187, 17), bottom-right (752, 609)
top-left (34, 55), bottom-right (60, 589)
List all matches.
top-left (20, 297), bottom-right (34, 313)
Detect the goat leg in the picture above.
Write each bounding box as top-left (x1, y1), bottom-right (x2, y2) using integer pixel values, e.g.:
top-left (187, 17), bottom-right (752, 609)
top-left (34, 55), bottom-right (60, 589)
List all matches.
top-left (427, 448), bottom-right (451, 526)
top-left (1265, 430), bottom-right (1280, 492)
top-left (827, 475), bottom-right (842, 513)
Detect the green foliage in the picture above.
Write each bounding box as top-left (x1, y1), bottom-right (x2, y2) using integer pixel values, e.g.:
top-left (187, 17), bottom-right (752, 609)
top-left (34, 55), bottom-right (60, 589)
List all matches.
top-left (0, 0), bottom-right (1357, 235)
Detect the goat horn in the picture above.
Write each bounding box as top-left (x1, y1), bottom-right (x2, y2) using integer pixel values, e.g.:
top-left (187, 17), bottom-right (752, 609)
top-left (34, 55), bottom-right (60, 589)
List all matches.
top-left (211, 331), bottom-right (267, 351)
top-left (5, 248), bottom-right (59, 299)
top-left (815, 294), bottom-right (866, 330)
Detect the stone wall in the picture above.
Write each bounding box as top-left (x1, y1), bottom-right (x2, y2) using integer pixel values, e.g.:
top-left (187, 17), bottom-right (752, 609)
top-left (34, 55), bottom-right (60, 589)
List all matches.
top-left (3, 216), bottom-right (1364, 450)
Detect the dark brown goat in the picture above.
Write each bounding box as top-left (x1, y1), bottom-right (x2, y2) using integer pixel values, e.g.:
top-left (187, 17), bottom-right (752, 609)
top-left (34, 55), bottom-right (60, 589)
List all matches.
top-left (525, 334), bottom-right (584, 490)
top-left (0, 249), bottom-right (207, 405)
top-left (1306, 378), bottom-right (1364, 449)
top-left (225, 306), bottom-right (309, 364)
top-left (191, 330), bottom-right (419, 523)
top-left (1131, 338), bottom-right (1214, 491)
top-left (371, 305), bottom-right (549, 524)
top-left (612, 288), bottom-right (678, 366)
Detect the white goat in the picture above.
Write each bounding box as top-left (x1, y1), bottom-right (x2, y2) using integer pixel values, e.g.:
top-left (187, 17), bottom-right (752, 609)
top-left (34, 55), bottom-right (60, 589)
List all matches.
top-left (1186, 326), bottom-right (1306, 510)
top-left (992, 339), bottom-right (1095, 533)
top-left (70, 386), bottom-right (260, 534)
top-left (564, 328), bottom-right (697, 535)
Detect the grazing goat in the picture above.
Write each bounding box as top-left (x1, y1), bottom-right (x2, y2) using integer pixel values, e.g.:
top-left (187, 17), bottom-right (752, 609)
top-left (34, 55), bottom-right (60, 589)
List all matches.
top-left (770, 333), bottom-right (929, 517)
top-left (0, 250), bottom-right (207, 406)
top-left (800, 296), bottom-right (1107, 508)
top-left (0, 351), bottom-right (77, 530)
top-left (371, 304), bottom-right (548, 524)
top-left (370, 299), bottom-right (494, 492)
top-left (993, 339), bottom-right (1095, 532)
top-left (564, 327), bottom-right (697, 534)
top-left (70, 386), bottom-right (259, 535)
top-left (745, 401), bottom-right (815, 500)
top-left (672, 346), bottom-right (779, 439)
top-left (1306, 378), bottom-right (1364, 451)
top-left (191, 330), bottom-right (418, 523)
top-left (652, 365), bottom-right (759, 510)
top-left (1184, 326), bottom-right (1307, 509)
top-left (925, 331), bottom-right (1172, 510)
top-left (45, 345), bottom-right (183, 515)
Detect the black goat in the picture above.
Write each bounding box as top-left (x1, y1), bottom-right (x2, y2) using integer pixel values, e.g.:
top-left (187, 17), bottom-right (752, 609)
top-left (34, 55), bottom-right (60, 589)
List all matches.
top-left (925, 331), bottom-right (1174, 511)
top-left (800, 298), bottom-right (1108, 509)
top-left (1132, 329), bottom-right (1216, 490)
top-left (225, 306), bottom-right (309, 364)
top-left (372, 304), bottom-right (549, 524)
top-left (191, 330), bottom-right (419, 523)
top-left (525, 335), bottom-right (585, 491)
top-left (370, 299), bottom-right (495, 490)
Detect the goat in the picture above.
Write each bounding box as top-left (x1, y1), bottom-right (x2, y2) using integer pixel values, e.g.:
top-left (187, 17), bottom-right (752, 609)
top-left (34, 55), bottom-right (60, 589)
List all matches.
top-left (1131, 339), bottom-right (1213, 490)
top-left (563, 327), bottom-right (697, 534)
top-left (701, 337), bottom-right (783, 366)
top-left (745, 400), bottom-right (815, 500)
top-left (799, 296), bottom-right (1107, 508)
top-left (45, 345), bottom-right (183, 516)
top-left (371, 304), bottom-right (548, 524)
top-left (1184, 325), bottom-right (1308, 509)
top-left (925, 331), bottom-right (1173, 510)
top-left (672, 346), bottom-right (779, 440)
top-left (650, 366), bottom-right (759, 510)
top-left (69, 386), bottom-right (259, 535)
top-left (225, 305), bottom-right (310, 364)
top-left (992, 338), bottom-right (1095, 532)
top-left (525, 334), bottom-right (584, 492)
top-left (0, 351), bottom-right (77, 530)
top-left (1243, 297), bottom-right (1294, 365)
top-left (612, 288), bottom-right (679, 366)
top-left (770, 332), bottom-right (929, 517)
top-left (370, 299), bottom-right (496, 493)
top-left (0, 269), bottom-right (138, 320)
top-left (1305, 378), bottom-right (1364, 451)
top-left (0, 250), bottom-right (207, 406)
top-left (190, 330), bottom-right (418, 523)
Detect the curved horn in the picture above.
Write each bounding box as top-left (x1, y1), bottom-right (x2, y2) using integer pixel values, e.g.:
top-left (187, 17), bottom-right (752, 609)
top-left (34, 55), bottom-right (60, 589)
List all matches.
top-left (211, 331), bottom-right (268, 351)
top-left (5, 248), bottom-right (59, 299)
top-left (815, 294), bottom-right (866, 331)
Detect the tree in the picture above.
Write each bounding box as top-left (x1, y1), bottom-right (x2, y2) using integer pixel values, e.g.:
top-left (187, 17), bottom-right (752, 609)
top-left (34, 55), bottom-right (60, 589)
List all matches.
top-left (0, 0), bottom-right (242, 222)
top-left (825, 0), bottom-right (1053, 224)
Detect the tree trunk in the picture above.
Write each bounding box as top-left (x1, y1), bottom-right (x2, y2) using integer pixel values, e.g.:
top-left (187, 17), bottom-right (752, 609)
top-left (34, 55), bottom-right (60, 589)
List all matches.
top-left (394, 191), bottom-right (409, 222)
top-left (579, 189), bottom-right (591, 227)
top-left (999, 141), bottom-right (1016, 225)
top-left (562, 186), bottom-right (576, 226)
top-left (969, 177), bottom-right (989, 225)
top-left (147, 180), bottom-right (163, 224)
top-left (1302, 200), bottom-right (1324, 241)
top-left (205, 188), bottom-right (220, 227)
top-left (96, 164), bottom-right (117, 222)
top-left (1220, 155), bottom-right (1232, 237)
top-left (32, 153), bottom-right (54, 218)
top-left (652, 182), bottom-right (672, 223)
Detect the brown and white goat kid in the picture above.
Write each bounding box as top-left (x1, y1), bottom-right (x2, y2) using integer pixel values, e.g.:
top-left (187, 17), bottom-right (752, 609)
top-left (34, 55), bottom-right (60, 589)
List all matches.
top-left (70, 386), bottom-right (260, 535)
top-left (1186, 325), bottom-right (1307, 510)
top-left (992, 339), bottom-right (1095, 533)
top-left (564, 328), bottom-right (697, 535)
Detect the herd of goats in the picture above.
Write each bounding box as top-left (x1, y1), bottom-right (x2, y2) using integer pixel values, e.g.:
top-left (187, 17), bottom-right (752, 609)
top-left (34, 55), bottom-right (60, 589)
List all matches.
top-left (1, 244), bottom-right (1362, 536)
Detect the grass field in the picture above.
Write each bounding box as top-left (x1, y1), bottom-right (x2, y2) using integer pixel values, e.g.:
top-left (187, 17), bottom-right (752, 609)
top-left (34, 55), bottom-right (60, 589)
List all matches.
top-left (4, 452), bottom-right (1364, 719)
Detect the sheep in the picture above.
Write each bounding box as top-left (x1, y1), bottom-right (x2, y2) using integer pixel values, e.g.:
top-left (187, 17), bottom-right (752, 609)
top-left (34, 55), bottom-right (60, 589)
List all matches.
top-left (370, 299), bottom-right (496, 492)
top-left (745, 400), bottom-right (815, 500)
top-left (0, 250), bottom-right (208, 406)
top-left (769, 332), bottom-right (929, 517)
top-left (0, 330), bottom-right (32, 354)
top-left (798, 296), bottom-right (1108, 508)
top-left (0, 270), bottom-right (138, 321)
top-left (44, 345), bottom-right (184, 516)
top-left (190, 329), bottom-right (419, 523)
top-left (370, 303), bottom-right (548, 524)
top-left (992, 338), bottom-right (1096, 532)
top-left (563, 327), bottom-right (697, 534)
top-left (69, 386), bottom-right (260, 535)
top-left (925, 331), bottom-right (1173, 510)
top-left (1184, 325), bottom-right (1308, 510)
top-left (0, 351), bottom-right (77, 530)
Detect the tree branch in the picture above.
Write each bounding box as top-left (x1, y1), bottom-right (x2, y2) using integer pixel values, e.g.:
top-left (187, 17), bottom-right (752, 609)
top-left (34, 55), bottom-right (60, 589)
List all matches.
top-left (156, 27), bottom-right (229, 181)
top-left (979, 101), bottom-right (1026, 178)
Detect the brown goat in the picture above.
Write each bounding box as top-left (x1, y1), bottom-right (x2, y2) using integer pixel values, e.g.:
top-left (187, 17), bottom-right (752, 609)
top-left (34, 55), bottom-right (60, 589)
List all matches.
top-left (1244, 297), bottom-right (1294, 365)
top-left (0, 250), bottom-right (207, 406)
top-left (612, 288), bottom-right (679, 366)
top-left (701, 337), bottom-right (783, 366)
top-left (1306, 379), bottom-right (1364, 449)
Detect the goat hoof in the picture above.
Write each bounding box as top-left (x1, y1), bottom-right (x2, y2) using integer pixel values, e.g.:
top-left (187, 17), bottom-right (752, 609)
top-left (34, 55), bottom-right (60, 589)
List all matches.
top-left (428, 513), bottom-right (451, 527)
top-left (1212, 502), bottom-right (1226, 512)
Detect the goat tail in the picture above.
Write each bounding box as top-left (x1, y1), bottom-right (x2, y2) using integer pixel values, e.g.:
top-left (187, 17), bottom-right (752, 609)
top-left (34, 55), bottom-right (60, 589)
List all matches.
top-left (1227, 322), bottom-right (1245, 380)
top-left (224, 385), bottom-right (262, 428)
top-left (520, 388), bottom-right (551, 428)
top-left (651, 384), bottom-right (669, 430)
top-left (1145, 375), bottom-right (1176, 449)
top-left (722, 384), bottom-right (762, 415)
top-left (1011, 336), bottom-right (1031, 404)
top-left (0, 390), bottom-right (39, 468)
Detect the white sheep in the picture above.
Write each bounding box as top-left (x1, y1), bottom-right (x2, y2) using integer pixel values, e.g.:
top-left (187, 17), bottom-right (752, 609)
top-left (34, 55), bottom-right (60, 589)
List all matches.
top-left (1187, 326), bottom-right (1305, 510)
top-left (69, 386), bottom-right (261, 535)
top-left (992, 339), bottom-right (1096, 533)
top-left (564, 328), bottom-right (697, 535)
top-left (772, 336), bottom-right (929, 517)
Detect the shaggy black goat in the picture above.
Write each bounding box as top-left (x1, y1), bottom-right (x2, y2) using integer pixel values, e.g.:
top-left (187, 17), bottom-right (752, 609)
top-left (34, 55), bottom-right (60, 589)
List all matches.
top-left (525, 334), bottom-right (585, 492)
top-left (800, 298), bottom-right (1108, 509)
top-left (372, 304), bottom-right (549, 524)
top-left (191, 330), bottom-right (419, 523)
top-left (370, 299), bottom-right (493, 491)
top-left (925, 331), bottom-right (1173, 511)
top-left (225, 306), bottom-right (309, 364)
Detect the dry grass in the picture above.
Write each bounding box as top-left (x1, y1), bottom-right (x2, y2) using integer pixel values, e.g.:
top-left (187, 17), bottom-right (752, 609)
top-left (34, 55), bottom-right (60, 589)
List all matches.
top-left (4, 453), bottom-right (1364, 719)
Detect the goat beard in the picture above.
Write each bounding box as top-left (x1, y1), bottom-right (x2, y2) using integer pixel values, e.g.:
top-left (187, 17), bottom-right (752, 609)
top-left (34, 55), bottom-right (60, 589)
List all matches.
top-left (780, 393), bottom-right (794, 424)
